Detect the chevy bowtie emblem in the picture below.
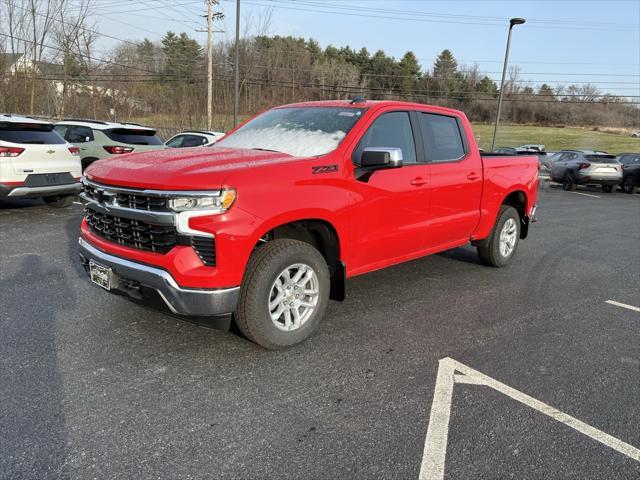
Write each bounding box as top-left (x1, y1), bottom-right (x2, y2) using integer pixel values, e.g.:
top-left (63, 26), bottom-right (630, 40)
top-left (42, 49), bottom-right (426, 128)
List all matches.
top-left (46, 150), bottom-right (55, 154)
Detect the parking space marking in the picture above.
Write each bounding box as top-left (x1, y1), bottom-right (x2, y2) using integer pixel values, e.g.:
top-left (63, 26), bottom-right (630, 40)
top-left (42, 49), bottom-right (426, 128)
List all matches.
top-left (73, 201), bottom-right (82, 205)
top-left (606, 300), bottom-right (640, 313)
top-left (419, 357), bottom-right (640, 480)
top-left (567, 191), bottom-right (600, 198)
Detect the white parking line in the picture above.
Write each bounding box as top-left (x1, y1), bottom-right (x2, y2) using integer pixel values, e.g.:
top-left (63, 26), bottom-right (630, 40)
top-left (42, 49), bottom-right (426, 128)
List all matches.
top-left (419, 357), bottom-right (640, 480)
top-left (567, 191), bottom-right (600, 198)
top-left (73, 201), bottom-right (82, 205)
top-left (606, 300), bottom-right (640, 313)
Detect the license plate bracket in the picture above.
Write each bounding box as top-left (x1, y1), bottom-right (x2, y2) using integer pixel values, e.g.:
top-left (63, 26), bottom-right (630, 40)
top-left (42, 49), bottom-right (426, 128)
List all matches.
top-left (89, 260), bottom-right (112, 291)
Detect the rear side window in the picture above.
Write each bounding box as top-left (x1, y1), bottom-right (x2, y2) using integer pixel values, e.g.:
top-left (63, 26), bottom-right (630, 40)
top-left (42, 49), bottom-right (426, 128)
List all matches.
top-left (419, 113), bottom-right (465, 162)
top-left (182, 135), bottom-right (207, 147)
top-left (104, 128), bottom-right (163, 145)
top-left (66, 125), bottom-right (94, 143)
top-left (166, 135), bottom-right (185, 147)
top-left (354, 112), bottom-right (416, 164)
top-left (0, 122), bottom-right (66, 145)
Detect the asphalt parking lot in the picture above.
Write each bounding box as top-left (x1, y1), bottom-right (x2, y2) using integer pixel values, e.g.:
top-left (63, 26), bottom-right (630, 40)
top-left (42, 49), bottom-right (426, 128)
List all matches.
top-left (1, 181), bottom-right (639, 480)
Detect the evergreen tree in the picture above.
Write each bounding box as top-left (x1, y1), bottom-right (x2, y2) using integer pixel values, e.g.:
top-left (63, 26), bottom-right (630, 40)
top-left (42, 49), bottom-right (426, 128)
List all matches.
top-left (398, 51), bottom-right (421, 98)
top-left (432, 49), bottom-right (458, 79)
top-left (161, 32), bottom-right (203, 81)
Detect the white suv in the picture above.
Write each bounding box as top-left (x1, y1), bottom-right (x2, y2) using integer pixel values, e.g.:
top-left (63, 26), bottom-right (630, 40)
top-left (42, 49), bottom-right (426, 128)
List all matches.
top-left (0, 114), bottom-right (82, 207)
top-left (165, 130), bottom-right (226, 148)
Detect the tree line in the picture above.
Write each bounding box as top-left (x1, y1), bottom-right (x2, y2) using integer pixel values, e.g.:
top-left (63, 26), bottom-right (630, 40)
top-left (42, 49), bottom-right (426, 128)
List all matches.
top-left (1, 2), bottom-right (637, 135)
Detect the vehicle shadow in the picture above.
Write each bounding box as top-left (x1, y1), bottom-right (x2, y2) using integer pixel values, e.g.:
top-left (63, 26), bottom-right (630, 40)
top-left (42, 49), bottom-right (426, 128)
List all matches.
top-left (435, 245), bottom-right (483, 265)
top-left (0, 198), bottom-right (46, 209)
top-left (0, 255), bottom-right (75, 479)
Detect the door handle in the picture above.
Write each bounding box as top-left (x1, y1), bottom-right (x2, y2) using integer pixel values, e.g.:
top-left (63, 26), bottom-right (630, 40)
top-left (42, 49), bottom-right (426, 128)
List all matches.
top-left (467, 172), bottom-right (480, 181)
top-left (411, 177), bottom-right (428, 186)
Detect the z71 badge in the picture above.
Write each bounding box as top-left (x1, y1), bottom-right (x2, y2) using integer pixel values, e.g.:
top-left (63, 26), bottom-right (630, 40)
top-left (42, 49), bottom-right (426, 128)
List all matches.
top-left (312, 165), bottom-right (338, 174)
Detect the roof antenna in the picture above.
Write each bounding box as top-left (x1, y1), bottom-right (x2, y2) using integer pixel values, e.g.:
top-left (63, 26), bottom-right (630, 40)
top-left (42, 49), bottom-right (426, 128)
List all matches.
top-left (350, 96), bottom-right (366, 105)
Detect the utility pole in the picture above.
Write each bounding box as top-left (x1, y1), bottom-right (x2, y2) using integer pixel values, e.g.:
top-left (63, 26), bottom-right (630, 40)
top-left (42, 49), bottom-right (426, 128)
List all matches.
top-left (233, 0), bottom-right (240, 127)
top-left (201, 1), bottom-right (224, 131)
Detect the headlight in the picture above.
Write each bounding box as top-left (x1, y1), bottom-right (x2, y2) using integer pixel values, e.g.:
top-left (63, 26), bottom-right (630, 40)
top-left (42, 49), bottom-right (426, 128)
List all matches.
top-left (168, 188), bottom-right (236, 213)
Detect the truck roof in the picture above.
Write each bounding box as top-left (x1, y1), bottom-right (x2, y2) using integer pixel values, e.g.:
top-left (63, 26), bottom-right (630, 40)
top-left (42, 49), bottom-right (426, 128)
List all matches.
top-left (276, 100), bottom-right (464, 117)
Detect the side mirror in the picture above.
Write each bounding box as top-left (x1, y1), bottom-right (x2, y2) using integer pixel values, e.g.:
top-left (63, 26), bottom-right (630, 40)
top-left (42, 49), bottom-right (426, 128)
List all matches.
top-left (360, 147), bottom-right (403, 170)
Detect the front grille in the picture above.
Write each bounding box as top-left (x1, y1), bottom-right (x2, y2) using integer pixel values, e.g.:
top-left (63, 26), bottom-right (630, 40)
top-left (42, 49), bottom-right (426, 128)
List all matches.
top-left (85, 207), bottom-right (177, 253)
top-left (83, 183), bottom-right (167, 211)
top-left (191, 236), bottom-right (216, 266)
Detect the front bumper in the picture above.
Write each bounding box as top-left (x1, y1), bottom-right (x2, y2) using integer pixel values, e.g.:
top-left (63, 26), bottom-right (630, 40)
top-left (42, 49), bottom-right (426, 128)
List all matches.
top-left (1, 182), bottom-right (81, 198)
top-left (78, 237), bottom-right (239, 316)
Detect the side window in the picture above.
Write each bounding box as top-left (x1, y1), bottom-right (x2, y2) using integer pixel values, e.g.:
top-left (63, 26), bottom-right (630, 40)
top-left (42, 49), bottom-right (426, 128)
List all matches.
top-left (355, 111), bottom-right (416, 164)
top-left (66, 126), bottom-right (94, 143)
top-left (166, 135), bottom-right (185, 148)
top-left (419, 113), bottom-right (465, 162)
top-left (182, 135), bottom-right (206, 147)
top-left (54, 125), bottom-right (68, 138)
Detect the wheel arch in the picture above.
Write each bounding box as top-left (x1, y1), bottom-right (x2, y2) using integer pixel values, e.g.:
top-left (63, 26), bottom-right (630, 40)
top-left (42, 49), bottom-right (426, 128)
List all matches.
top-left (252, 217), bottom-right (346, 301)
top-left (501, 189), bottom-right (530, 239)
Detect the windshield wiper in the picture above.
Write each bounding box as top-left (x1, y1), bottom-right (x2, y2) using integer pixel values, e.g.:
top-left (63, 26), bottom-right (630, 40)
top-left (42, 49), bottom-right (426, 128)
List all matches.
top-left (251, 147), bottom-right (284, 153)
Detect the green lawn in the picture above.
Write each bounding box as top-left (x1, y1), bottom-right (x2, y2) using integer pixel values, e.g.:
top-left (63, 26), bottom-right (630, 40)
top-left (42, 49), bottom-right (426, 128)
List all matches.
top-left (472, 124), bottom-right (639, 154)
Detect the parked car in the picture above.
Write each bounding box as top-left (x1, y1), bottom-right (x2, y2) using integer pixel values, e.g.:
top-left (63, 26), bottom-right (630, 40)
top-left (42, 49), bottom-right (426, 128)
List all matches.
top-left (54, 119), bottom-right (164, 171)
top-left (617, 152), bottom-right (640, 194)
top-left (165, 130), bottom-right (226, 148)
top-left (550, 150), bottom-right (622, 192)
top-left (0, 114), bottom-right (81, 207)
top-left (495, 147), bottom-right (548, 172)
top-left (631, 131), bottom-right (640, 138)
top-left (78, 99), bottom-right (539, 349)
top-left (516, 144), bottom-right (545, 152)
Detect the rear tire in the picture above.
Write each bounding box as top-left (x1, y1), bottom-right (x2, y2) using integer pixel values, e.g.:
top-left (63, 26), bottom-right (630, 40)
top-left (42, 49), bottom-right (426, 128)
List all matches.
top-left (235, 239), bottom-right (330, 349)
top-left (562, 173), bottom-right (576, 191)
top-left (622, 176), bottom-right (638, 194)
top-left (43, 195), bottom-right (74, 208)
top-left (601, 185), bottom-right (615, 193)
top-left (477, 205), bottom-right (521, 268)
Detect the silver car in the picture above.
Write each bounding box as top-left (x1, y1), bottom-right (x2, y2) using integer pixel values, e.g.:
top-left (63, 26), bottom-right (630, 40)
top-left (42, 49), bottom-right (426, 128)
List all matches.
top-left (550, 150), bottom-right (622, 192)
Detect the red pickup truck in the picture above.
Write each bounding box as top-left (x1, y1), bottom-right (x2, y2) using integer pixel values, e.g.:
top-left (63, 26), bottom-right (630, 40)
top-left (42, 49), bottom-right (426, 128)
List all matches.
top-left (79, 100), bottom-right (538, 349)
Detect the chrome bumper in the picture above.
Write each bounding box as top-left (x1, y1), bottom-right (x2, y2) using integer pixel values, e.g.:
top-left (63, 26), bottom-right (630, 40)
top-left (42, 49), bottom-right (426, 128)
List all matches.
top-left (6, 182), bottom-right (81, 197)
top-left (78, 237), bottom-right (239, 316)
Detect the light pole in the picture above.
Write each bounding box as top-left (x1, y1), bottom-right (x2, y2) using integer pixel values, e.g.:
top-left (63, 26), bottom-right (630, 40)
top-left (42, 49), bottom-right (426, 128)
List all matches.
top-left (491, 17), bottom-right (525, 152)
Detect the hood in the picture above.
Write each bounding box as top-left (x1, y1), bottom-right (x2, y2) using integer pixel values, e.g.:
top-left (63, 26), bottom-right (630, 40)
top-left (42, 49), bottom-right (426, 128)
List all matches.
top-left (85, 146), bottom-right (299, 190)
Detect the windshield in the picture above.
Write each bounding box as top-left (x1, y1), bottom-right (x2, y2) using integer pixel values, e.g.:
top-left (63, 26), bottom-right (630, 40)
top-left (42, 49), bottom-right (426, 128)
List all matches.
top-left (0, 122), bottom-right (65, 145)
top-left (217, 107), bottom-right (365, 157)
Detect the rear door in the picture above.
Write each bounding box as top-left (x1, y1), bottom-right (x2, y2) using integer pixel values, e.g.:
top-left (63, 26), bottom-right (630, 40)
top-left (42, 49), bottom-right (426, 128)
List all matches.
top-left (349, 110), bottom-right (431, 271)
top-left (418, 112), bottom-right (483, 248)
top-left (0, 122), bottom-right (76, 176)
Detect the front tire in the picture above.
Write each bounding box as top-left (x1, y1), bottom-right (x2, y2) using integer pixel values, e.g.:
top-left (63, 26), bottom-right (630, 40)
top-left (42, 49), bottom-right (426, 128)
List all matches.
top-left (477, 205), bottom-right (521, 268)
top-left (235, 239), bottom-right (330, 349)
top-left (43, 195), bottom-right (74, 208)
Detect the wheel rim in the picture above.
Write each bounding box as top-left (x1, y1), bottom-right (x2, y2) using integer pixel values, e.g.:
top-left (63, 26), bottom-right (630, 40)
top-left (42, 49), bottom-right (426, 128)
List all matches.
top-left (499, 218), bottom-right (517, 257)
top-left (268, 263), bottom-right (319, 332)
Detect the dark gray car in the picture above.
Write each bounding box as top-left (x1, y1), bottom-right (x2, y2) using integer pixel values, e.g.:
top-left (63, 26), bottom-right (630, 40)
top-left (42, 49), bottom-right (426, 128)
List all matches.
top-left (550, 150), bottom-right (622, 192)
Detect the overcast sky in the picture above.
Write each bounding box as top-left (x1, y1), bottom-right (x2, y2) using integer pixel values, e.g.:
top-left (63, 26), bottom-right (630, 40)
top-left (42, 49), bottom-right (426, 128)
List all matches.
top-left (88, 0), bottom-right (640, 98)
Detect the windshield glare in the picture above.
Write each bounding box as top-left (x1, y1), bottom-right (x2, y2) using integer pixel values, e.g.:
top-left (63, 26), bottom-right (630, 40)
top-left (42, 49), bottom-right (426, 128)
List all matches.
top-left (217, 107), bottom-right (365, 157)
